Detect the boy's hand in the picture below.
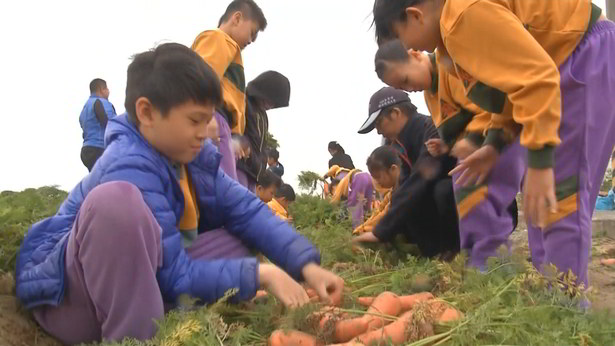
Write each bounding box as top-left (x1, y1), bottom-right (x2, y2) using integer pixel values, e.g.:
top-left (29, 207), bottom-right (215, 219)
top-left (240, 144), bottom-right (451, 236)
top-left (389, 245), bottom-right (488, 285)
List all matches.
top-left (450, 138), bottom-right (479, 160)
top-left (449, 145), bottom-right (499, 187)
top-left (301, 263), bottom-right (345, 306)
top-left (425, 138), bottom-right (449, 157)
top-left (523, 167), bottom-right (557, 229)
top-left (259, 264), bottom-right (309, 308)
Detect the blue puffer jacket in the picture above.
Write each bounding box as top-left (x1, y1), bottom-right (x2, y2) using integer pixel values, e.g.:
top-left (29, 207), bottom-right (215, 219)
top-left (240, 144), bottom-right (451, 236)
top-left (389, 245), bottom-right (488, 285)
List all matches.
top-left (16, 114), bottom-right (320, 309)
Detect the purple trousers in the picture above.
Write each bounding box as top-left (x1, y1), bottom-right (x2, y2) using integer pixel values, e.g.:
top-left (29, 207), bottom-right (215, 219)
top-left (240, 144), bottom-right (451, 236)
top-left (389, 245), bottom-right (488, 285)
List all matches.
top-left (33, 182), bottom-right (251, 345)
top-left (455, 21), bottom-right (615, 288)
top-left (453, 139), bottom-right (526, 269)
top-left (215, 111), bottom-right (238, 181)
top-left (527, 20), bottom-right (615, 288)
top-left (348, 172), bottom-right (374, 229)
top-left (237, 168), bottom-right (256, 192)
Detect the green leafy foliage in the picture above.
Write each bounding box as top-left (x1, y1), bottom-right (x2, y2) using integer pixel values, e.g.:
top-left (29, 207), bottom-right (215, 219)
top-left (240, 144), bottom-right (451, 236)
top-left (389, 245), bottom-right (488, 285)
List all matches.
top-left (0, 186), bottom-right (67, 272)
top-left (2, 188), bottom-right (615, 345)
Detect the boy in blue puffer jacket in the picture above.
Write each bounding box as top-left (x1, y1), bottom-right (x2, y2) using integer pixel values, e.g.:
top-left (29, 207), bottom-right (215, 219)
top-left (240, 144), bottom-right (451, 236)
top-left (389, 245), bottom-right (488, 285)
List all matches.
top-left (15, 43), bottom-right (343, 345)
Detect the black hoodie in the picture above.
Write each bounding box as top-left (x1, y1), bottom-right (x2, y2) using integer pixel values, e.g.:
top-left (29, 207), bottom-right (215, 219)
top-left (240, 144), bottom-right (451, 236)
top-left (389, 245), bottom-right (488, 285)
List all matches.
top-left (236, 71), bottom-right (291, 182)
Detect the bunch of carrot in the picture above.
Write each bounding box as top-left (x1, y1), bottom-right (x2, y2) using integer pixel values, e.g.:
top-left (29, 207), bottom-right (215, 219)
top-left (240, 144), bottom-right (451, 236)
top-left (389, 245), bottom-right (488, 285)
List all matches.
top-left (267, 291), bottom-right (463, 346)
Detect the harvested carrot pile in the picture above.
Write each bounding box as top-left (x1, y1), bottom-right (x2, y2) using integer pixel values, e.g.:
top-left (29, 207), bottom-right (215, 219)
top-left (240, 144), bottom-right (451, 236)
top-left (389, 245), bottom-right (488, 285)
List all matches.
top-left (266, 291), bottom-right (463, 346)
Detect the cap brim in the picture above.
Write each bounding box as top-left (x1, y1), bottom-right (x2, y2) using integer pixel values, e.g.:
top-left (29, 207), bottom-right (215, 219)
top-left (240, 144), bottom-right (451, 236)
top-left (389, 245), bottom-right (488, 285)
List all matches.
top-left (357, 109), bottom-right (382, 134)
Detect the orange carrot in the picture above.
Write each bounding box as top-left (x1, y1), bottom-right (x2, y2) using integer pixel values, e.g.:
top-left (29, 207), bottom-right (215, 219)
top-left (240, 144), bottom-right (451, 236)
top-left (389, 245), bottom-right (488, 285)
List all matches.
top-left (255, 290), bottom-right (268, 299)
top-left (601, 258), bottom-right (615, 266)
top-left (398, 292), bottom-right (434, 311)
top-left (363, 292), bottom-right (402, 329)
top-left (438, 307), bottom-right (464, 323)
top-left (354, 310), bottom-right (415, 345)
top-left (333, 317), bottom-right (370, 342)
top-left (268, 329), bottom-right (322, 346)
top-left (356, 296), bottom-right (375, 307)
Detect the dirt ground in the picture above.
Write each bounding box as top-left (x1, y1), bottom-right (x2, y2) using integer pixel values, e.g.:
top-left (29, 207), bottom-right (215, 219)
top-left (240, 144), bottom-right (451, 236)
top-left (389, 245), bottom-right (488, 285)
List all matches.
top-left (2, 232), bottom-right (615, 346)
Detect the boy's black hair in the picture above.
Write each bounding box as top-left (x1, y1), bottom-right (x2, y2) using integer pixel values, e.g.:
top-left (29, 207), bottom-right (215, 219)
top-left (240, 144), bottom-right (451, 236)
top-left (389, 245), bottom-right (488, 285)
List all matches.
top-left (125, 43), bottom-right (222, 125)
top-left (276, 183), bottom-right (296, 202)
top-left (257, 169), bottom-right (282, 189)
top-left (89, 78), bottom-right (107, 94)
top-left (367, 145), bottom-right (402, 172)
top-left (328, 141), bottom-right (346, 154)
top-left (372, 0), bottom-right (427, 44)
top-left (218, 0), bottom-right (267, 30)
top-left (380, 100), bottom-right (417, 119)
top-left (268, 148), bottom-right (279, 161)
top-left (375, 39), bottom-right (409, 80)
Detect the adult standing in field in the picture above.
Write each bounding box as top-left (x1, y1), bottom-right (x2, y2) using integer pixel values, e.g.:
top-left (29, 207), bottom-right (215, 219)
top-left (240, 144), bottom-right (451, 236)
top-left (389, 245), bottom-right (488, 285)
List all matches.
top-left (79, 78), bottom-right (116, 172)
top-left (328, 141), bottom-right (355, 169)
top-left (236, 71), bottom-right (291, 191)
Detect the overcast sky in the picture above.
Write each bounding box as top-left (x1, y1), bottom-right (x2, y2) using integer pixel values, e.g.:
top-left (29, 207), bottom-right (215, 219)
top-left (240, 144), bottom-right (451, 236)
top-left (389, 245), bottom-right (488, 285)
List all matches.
top-left (0, 0), bottom-right (608, 193)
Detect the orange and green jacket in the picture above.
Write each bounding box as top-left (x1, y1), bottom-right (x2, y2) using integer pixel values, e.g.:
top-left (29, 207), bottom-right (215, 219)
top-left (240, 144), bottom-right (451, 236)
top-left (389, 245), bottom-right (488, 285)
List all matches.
top-left (353, 189), bottom-right (392, 234)
top-left (177, 165), bottom-right (200, 247)
top-left (439, 0), bottom-right (602, 168)
top-left (424, 52), bottom-right (519, 150)
top-left (268, 198), bottom-right (289, 221)
top-left (191, 29), bottom-right (247, 134)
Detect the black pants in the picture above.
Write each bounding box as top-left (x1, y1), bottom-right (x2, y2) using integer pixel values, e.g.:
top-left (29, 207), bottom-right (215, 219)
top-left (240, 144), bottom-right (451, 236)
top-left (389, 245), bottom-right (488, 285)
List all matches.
top-left (401, 177), bottom-right (460, 258)
top-left (81, 146), bottom-right (104, 172)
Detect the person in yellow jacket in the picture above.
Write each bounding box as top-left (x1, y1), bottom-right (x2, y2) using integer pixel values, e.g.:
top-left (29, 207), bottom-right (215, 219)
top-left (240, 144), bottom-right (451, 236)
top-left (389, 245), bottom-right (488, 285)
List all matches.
top-left (326, 165), bottom-right (374, 229)
top-left (268, 184), bottom-right (296, 222)
top-left (373, 0), bottom-right (615, 289)
top-left (353, 173), bottom-right (396, 235)
top-left (191, 0), bottom-right (267, 181)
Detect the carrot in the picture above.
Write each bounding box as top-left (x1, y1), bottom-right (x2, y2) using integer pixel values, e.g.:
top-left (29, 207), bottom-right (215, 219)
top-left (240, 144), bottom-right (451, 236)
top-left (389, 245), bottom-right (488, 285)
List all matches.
top-left (255, 290), bottom-right (268, 299)
top-left (356, 296), bottom-right (375, 307)
top-left (333, 317), bottom-right (370, 342)
top-left (268, 329), bottom-right (322, 346)
top-left (601, 258), bottom-right (615, 266)
top-left (354, 310), bottom-right (415, 345)
top-left (363, 292), bottom-right (402, 329)
top-left (398, 292), bottom-right (434, 311)
top-left (438, 307), bottom-right (464, 323)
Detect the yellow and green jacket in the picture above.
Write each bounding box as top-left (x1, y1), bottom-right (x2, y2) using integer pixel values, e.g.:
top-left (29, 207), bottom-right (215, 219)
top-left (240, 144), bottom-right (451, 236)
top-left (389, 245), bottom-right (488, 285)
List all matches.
top-left (439, 0), bottom-right (602, 167)
top-left (177, 165), bottom-right (200, 247)
top-left (424, 51), bottom-right (519, 151)
top-left (267, 198), bottom-right (289, 221)
top-left (353, 189), bottom-right (392, 234)
top-left (191, 29), bottom-right (247, 134)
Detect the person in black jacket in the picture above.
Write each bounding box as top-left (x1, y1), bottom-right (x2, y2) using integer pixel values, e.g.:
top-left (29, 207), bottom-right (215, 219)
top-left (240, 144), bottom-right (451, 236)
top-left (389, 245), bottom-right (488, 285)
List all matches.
top-left (353, 87), bottom-right (460, 259)
top-left (236, 71), bottom-right (290, 191)
top-left (328, 141), bottom-right (355, 169)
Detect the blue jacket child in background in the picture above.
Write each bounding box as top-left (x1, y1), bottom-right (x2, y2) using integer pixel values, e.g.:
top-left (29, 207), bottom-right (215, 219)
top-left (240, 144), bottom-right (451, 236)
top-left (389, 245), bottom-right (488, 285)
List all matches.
top-left (16, 42), bottom-right (344, 345)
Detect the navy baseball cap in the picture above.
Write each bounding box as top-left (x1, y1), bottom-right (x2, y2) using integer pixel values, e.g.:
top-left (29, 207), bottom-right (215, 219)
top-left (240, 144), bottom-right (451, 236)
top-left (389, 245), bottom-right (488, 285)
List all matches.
top-left (358, 87), bottom-right (411, 134)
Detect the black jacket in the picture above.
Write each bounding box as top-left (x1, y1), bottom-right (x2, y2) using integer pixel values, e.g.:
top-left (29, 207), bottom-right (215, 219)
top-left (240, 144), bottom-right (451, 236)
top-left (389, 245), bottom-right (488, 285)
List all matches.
top-left (236, 71), bottom-right (290, 182)
top-left (328, 152), bottom-right (355, 170)
top-left (373, 112), bottom-right (458, 256)
top-left (236, 96), bottom-right (269, 182)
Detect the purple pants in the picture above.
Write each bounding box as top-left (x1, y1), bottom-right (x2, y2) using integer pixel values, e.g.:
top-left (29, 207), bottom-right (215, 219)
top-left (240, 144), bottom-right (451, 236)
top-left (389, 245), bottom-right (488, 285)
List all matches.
top-left (215, 111), bottom-right (238, 181)
top-left (456, 21), bottom-right (615, 288)
top-left (33, 182), bottom-right (251, 345)
top-left (527, 20), bottom-right (615, 288)
top-left (453, 139), bottom-right (526, 269)
top-left (348, 172), bottom-right (374, 229)
top-left (237, 168), bottom-right (256, 192)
